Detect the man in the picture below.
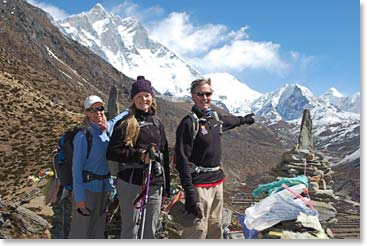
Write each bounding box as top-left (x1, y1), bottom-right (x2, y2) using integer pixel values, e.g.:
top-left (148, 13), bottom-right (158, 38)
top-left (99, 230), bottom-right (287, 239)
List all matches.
top-left (175, 78), bottom-right (255, 239)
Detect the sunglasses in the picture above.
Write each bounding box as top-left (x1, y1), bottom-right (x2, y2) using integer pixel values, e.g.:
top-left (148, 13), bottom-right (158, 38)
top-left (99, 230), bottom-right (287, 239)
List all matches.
top-left (87, 106), bottom-right (105, 113)
top-left (196, 91), bottom-right (213, 97)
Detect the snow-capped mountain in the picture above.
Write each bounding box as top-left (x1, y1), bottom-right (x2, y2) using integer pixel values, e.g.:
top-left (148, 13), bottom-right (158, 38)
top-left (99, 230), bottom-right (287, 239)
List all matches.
top-left (57, 4), bottom-right (264, 115)
top-left (250, 83), bottom-right (360, 165)
top-left (205, 73), bottom-right (262, 115)
top-left (57, 3), bottom-right (201, 98)
top-left (251, 84), bottom-right (359, 125)
top-left (56, 4), bottom-right (360, 133)
top-left (321, 88), bottom-right (360, 114)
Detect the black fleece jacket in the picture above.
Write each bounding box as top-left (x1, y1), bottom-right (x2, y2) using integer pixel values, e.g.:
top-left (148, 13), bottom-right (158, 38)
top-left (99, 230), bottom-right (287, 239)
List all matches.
top-left (175, 107), bottom-right (247, 192)
top-left (106, 109), bottom-right (170, 197)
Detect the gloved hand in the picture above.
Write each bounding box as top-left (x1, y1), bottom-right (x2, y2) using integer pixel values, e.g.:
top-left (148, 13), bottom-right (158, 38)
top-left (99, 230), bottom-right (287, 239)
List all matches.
top-left (243, 113), bottom-right (255, 125)
top-left (184, 188), bottom-right (202, 218)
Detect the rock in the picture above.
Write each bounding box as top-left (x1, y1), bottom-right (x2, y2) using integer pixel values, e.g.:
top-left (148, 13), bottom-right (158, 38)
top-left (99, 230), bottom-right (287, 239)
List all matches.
top-left (311, 200), bottom-right (337, 222)
top-left (0, 199), bottom-right (50, 239)
top-left (107, 85), bottom-right (119, 120)
top-left (309, 182), bottom-right (319, 192)
top-left (326, 227), bottom-right (334, 238)
top-left (282, 152), bottom-right (303, 162)
top-left (311, 189), bottom-right (336, 200)
top-left (298, 109), bottom-right (313, 150)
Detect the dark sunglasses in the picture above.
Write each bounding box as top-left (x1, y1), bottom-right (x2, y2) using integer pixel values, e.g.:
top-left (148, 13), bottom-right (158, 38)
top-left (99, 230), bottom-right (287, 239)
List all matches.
top-left (87, 105), bottom-right (105, 113)
top-left (196, 91), bottom-right (213, 97)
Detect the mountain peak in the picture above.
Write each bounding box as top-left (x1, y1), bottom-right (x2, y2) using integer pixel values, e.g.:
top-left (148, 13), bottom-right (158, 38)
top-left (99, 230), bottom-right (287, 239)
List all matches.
top-left (85, 3), bottom-right (110, 21)
top-left (90, 3), bottom-right (108, 14)
top-left (324, 87), bottom-right (344, 98)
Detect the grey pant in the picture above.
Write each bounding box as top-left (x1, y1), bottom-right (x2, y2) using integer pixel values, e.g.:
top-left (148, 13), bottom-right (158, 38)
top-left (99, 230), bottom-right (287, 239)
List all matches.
top-left (117, 178), bottom-right (162, 239)
top-left (69, 190), bottom-right (109, 239)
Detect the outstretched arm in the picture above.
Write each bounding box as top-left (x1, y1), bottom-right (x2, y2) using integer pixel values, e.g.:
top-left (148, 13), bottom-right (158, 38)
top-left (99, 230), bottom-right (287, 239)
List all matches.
top-left (221, 113), bottom-right (255, 131)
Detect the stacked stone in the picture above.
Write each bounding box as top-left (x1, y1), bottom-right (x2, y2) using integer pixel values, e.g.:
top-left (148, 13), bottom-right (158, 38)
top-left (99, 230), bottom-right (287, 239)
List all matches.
top-left (273, 148), bottom-right (337, 232)
top-left (264, 109), bottom-right (337, 238)
top-left (276, 147), bottom-right (336, 204)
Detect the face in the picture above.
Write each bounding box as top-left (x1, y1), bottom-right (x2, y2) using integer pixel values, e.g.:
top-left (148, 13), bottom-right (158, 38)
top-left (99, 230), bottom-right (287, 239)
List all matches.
top-left (192, 83), bottom-right (212, 110)
top-left (85, 102), bottom-right (105, 124)
top-left (133, 91), bottom-right (153, 112)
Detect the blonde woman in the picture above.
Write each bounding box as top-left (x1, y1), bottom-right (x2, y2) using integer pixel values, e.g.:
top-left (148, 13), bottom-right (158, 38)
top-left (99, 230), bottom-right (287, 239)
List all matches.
top-left (69, 95), bottom-right (127, 238)
top-left (107, 76), bottom-right (170, 239)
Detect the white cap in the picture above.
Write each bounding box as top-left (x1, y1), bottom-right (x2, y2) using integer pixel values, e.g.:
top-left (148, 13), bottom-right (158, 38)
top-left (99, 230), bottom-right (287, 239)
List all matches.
top-left (84, 95), bottom-right (104, 109)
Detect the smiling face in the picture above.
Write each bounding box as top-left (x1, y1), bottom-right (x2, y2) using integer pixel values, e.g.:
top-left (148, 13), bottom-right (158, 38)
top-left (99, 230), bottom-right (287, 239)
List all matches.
top-left (192, 83), bottom-right (213, 110)
top-left (133, 91), bottom-right (153, 112)
top-left (85, 102), bottom-right (104, 124)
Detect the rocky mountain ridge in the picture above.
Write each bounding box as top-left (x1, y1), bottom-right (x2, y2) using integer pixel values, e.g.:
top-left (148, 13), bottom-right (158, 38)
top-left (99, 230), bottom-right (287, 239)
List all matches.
top-left (57, 3), bottom-right (201, 98)
top-left (56, 3), bottom-right (360, 121)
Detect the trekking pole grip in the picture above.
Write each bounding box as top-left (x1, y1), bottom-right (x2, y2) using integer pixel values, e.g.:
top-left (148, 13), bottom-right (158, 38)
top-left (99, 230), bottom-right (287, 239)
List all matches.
top-left (147, 143), bottom-right (157, 160)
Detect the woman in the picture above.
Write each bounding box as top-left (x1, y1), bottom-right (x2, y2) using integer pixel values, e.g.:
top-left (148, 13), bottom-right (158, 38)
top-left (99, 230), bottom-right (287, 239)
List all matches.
top-left (175, 78), bottom-right (255, 239)
top-left (107, 76), bottom-right (170, 239)
top-left (69, 95), bottom-right (127, 239)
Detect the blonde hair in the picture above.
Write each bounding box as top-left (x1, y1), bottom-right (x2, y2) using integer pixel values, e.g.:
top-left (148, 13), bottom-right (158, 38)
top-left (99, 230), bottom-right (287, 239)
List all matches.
top-left (190, 78), bottom-right (212, 94)
top-left (122, 99), bottom-right (158, 147)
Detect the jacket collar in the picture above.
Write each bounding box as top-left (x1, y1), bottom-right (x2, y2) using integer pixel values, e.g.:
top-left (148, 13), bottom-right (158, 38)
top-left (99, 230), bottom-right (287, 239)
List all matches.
top-left (192, 105), bottom-right (213, 118)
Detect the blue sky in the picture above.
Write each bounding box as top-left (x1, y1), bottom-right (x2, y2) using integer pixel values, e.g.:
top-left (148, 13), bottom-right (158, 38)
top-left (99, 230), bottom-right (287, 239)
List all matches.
top-left (27, 0), bottom-right (361, 96)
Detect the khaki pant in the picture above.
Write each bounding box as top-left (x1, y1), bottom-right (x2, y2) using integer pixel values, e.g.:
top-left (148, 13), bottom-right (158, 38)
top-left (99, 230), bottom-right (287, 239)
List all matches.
top-left (181, 183), bottom-right (223, 239)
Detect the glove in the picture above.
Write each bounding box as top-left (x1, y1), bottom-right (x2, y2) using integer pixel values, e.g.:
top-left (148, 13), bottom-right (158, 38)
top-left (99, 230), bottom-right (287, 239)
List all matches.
top-left (243, 113), bottom-right (255, 125)
top-left (184, 188), bottom-right (202, 218)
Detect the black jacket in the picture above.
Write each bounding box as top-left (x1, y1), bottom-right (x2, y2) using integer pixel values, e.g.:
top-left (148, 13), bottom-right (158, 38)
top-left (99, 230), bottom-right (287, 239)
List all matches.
top-left (175, 107), bottom-right (247, 192)
top-left (106, 109), bottom-right (170, 197)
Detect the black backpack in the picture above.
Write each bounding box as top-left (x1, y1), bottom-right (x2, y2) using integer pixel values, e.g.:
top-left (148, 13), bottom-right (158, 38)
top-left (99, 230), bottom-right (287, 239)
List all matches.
top-left (53, 127), bottom-right (92, 186)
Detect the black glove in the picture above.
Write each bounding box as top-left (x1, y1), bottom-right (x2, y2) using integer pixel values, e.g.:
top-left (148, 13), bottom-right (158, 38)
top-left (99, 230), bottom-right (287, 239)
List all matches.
top-left (242, 113), bottom-right (255, 125)
top-left (184, 188), bottom-right (202, 218)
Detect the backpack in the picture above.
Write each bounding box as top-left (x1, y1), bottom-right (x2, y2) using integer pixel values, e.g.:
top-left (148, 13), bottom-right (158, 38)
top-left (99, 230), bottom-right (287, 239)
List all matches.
top-left (53, 127), bottom-right (92, 186)
top-left (172, 111), bottom-right (222, 167)
top-left (187, 111), bottom-right (222, 140)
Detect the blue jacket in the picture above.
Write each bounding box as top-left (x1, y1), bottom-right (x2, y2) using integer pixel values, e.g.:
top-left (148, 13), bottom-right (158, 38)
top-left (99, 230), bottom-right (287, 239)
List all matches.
top-left (72, 110), bottom-right (128, 203)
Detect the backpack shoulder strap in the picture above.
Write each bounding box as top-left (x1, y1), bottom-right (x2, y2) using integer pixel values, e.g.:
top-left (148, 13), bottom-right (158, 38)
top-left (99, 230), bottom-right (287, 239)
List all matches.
top-left (85, 129), bottom-right (92, 159)
top-left (187, 112), bottom-right (200, 141)
top-left (212, 111), bottom-right (223, 135)
top-left (152, 115), bottom-right (161, 130)
top-left (212, 111), bottom-right (220, 121)
top-left (80, 128), bottom-right (93, 159)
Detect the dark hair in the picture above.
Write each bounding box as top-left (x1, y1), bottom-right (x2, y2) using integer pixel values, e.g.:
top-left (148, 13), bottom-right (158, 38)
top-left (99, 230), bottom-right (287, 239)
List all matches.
top-left (190, 78), bottom-right (212, 94)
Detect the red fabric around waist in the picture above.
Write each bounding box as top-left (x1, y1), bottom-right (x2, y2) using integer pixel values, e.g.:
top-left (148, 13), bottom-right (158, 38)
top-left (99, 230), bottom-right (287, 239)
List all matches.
top-left (193, 178), bottom-right (225, 188)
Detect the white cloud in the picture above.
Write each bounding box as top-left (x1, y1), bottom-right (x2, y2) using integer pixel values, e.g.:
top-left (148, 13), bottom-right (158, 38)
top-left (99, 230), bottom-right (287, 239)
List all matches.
top-left (26, 0), bottom-right (68, 20)
top-left (227, 26), bottom-right (250, 40)
top-left (147, 11), bottom-right (288, 75)
top-left (149, 12), bottom-right (230, 56)
top-left (110, 0), bottom-right (164, 23)
top-left (289, 50), bottom-right (315, 72)
top-left (190, 40), bottom-right (289, 74)
top-left (290, 50), bottom-right (300, 60)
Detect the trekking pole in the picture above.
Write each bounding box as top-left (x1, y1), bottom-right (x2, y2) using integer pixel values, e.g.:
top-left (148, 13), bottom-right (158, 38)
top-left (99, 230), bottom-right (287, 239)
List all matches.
top-left (137, 144), bottom-right (155, 239)
top-left (108, 200), bottom-right (120, 224)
